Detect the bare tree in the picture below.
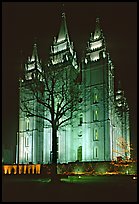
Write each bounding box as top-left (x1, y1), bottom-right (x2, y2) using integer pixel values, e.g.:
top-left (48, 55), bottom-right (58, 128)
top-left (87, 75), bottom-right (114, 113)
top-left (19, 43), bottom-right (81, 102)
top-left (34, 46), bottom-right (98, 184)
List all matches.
top-left (20, 61), bottom-right (84, 180)
top-left (112, 136), bottom-right (132, 160)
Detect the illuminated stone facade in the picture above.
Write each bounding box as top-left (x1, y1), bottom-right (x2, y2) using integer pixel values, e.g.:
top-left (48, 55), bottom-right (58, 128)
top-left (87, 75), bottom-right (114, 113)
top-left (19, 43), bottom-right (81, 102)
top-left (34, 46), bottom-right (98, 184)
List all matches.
top-left (16, 13), bottom-right (130, 164)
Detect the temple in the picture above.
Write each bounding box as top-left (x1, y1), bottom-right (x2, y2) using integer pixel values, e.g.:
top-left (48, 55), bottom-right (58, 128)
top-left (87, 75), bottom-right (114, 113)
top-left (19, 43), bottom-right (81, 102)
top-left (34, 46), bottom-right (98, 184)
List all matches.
top-left (16, 13), bottom-right (130, 164)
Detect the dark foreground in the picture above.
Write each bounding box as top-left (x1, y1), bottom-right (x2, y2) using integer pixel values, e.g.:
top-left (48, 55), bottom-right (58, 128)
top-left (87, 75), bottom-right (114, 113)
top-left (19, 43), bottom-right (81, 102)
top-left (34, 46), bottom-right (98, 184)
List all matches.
top-left (2, 175), bottom-right (137, 202)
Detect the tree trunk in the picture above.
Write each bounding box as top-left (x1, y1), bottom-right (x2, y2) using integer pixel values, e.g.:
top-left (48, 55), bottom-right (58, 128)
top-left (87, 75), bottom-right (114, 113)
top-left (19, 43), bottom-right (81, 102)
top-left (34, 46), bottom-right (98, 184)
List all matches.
top-left (51, 124), bottom-right (59, 182)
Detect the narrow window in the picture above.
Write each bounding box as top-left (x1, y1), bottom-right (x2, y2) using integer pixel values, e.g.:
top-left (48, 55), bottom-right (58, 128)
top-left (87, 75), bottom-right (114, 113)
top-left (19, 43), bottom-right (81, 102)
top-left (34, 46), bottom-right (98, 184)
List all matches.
top-left (94, 109), bottom-right (99, 121)
top-left (79, 115), bottom-right (83, 126)
top-left (77, 146), bottom-right (82, 162)
top-left (93, 89), bottom-right (99, 103)
top-left (26, 137), bottom-right (29, 147)
top-left (94, 128), bottom-right (98, 140)
top-left (26, 152), bottom-right (28, 162)
top-left (26, 118), bottom-right (29, 130)
top-left (94, 93), bottom-right (98, 103)
top-left (96, 147), bottom-right (98, 158)
top-left (94, 147), bottom-right (98, 159)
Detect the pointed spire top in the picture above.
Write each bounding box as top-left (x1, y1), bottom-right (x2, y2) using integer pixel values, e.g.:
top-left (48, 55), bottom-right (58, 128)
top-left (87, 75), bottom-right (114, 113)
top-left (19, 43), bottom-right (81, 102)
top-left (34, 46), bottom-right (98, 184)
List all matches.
top-left (62, 3), bottom-right (65, 15)
top-left (94, 17), bottom-right (102, 40)
top-left (31, 42), bottom-right (39, 62)
top-left (57, 12), bottom-right (69, 43)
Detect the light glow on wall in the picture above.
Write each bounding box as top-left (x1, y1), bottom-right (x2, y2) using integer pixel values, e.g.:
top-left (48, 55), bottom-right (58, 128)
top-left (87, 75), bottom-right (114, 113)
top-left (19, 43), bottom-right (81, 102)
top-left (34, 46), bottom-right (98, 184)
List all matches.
top-left (90, 40), bottom-right (102, 50)
top-left (90, 51), bottom-right (100, 61)
top-left (53, 42), bottom-right (67, 53)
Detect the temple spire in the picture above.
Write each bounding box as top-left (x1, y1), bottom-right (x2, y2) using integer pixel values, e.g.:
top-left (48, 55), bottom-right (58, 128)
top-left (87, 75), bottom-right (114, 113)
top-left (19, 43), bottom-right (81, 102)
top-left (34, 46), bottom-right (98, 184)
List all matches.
top-left (94, 17), bottom-right (102, 40)
top-left (31, 43), bottom-right (39, 62)
top-left (57, 12), bottom-right (69, 43)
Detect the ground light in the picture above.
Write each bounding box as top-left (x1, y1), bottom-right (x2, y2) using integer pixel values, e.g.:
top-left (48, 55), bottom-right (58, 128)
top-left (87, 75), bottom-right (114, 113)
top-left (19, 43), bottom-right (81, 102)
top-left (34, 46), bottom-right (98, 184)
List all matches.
top-left (132, 176), bottom-right (137, 180)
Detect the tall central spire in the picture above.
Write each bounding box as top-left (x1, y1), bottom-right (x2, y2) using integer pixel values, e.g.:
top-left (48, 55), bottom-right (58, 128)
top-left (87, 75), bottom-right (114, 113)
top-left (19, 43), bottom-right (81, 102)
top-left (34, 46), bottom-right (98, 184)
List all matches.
top-left (57, 12), bottom-right (69, 43)
top-left (48, 12), bottom-right (78, 69)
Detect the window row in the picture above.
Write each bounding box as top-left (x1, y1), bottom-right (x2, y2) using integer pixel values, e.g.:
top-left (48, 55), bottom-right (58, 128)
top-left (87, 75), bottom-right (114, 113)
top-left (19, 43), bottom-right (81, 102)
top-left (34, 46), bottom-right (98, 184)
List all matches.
top-left (78, 128), bottom-right (99, 140)
top-left (78, 109), bottom-right (100, 126)
top-left (77, 146), bottom-right (99, 161)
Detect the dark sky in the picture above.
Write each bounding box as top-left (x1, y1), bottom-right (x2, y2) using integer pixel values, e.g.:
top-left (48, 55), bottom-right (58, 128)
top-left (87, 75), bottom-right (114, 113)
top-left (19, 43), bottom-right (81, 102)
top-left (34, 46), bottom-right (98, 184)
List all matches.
top-left (2, 2), bottom-right (137, 159)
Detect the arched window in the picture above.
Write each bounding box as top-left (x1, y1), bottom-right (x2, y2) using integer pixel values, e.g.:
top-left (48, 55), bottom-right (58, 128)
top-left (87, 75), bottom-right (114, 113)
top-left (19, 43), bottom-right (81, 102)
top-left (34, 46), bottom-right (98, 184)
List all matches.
top-left (93, 88), bottom-right (99, 103)
top-left (79, 114), bottom-right (83, 126)
top-left (78, 130), bottom-right (82, 137)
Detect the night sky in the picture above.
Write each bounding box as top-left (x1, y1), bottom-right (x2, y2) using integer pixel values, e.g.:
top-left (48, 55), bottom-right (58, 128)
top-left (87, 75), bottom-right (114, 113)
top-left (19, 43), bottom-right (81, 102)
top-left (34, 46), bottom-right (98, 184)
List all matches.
top-left (2, 2), bottom-right (137, 159)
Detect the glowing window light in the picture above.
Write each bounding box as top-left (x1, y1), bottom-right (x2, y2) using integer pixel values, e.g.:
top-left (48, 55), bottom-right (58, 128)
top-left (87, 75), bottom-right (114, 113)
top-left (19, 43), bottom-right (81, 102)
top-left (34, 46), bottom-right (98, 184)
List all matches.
top-left (31, 165), bottom-right (35, 174)
top-left (24, 165), bottom-right (27, 174)
top-left (4, 165), bottom-right (9, 174)
top-left (18, 165), bottom-right (23, 174)
top-left (36, 164), bottom-right (41, 174)
top-left (13, 165), bottom-right (17, 174)
top-left (8, 166), bottom-right (12, 174)
top-left (28, 165), bottom-right (31, 174)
